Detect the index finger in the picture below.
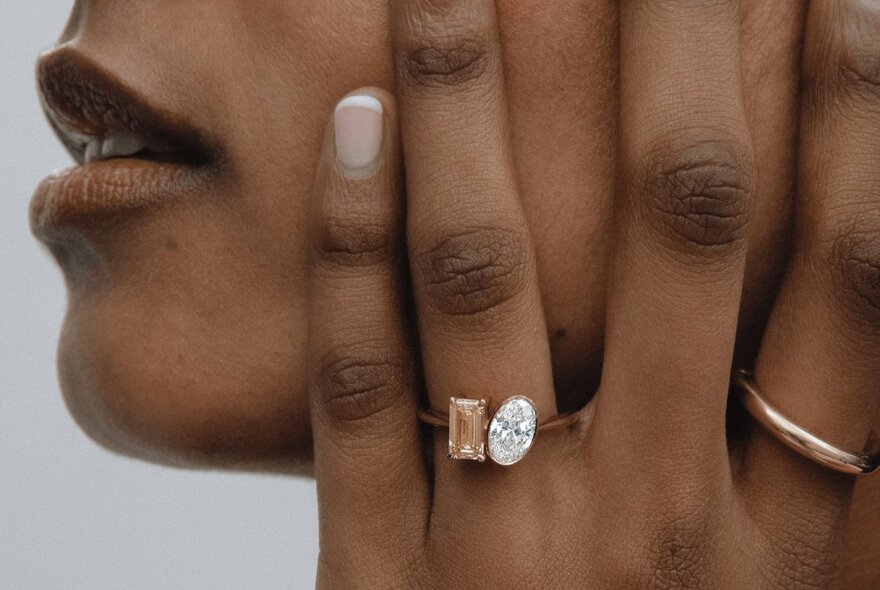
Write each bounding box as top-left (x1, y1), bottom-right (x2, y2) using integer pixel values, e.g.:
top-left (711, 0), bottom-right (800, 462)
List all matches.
top-left (307, 89), bottom-right (428, 583)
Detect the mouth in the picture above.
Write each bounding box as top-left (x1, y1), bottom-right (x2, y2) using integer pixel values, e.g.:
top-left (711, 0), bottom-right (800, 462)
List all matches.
top-left (31, 48), bottom-right (221, 238)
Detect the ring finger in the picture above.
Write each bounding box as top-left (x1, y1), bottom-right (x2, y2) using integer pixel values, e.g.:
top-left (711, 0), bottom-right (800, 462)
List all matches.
top-left (740, 1), bottom-right (880, 584)
top-left (593, 0), bottom-right (755, 497)
top-left (390, 0), bottom-right (570, 552)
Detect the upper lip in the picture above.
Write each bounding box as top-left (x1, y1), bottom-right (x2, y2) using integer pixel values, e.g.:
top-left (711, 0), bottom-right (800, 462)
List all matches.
top-left (31, 48), bottom-right (222, 237)
top-left (37, 48), bottom-right (217, 166)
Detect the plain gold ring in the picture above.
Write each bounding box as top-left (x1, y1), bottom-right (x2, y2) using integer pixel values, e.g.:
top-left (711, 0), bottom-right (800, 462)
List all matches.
top-left (734, 369), bottom-right (880, 476)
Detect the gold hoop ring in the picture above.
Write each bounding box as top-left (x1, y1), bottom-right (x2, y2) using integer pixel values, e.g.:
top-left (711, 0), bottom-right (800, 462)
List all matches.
top-left (734, 370), bottom-right (880, 476)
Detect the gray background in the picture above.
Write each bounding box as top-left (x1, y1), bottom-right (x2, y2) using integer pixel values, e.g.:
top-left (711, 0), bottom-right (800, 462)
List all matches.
top-left (0, 4), bottom-right (319, 589)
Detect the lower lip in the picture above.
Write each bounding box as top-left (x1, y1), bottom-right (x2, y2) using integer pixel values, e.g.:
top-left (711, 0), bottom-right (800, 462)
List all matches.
top-left (30, 158), bottom-right (212, 237)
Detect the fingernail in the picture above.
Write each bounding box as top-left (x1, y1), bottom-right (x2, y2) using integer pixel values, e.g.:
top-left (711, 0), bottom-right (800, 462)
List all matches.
top-left (334, 95), bottom-right (384, 176)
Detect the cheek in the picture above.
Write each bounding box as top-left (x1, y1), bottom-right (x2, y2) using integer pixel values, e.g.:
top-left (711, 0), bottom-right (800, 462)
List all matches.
top-left (56, 204), bottom-right (313, 473)
top-left (43, 0), bottom-right (395, 474)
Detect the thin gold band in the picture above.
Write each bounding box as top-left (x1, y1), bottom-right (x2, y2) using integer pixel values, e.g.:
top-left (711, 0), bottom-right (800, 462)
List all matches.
top-left (734, 370), bottom-right (880, 476)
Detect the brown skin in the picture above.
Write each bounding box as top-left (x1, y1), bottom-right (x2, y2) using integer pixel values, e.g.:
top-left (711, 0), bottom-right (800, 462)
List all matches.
top-left (31, 0), bottom-right (880, 585)
top-left (307, 1), bottom-right (880, 586)
top-left (39, 0), bottom-right (803, 470)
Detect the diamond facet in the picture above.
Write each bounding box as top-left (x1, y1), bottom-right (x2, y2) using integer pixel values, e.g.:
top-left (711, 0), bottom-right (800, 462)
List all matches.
top-left (448, 397), bottom-right (487, 461)
top-left (487, 397), bottom-right (538, 465)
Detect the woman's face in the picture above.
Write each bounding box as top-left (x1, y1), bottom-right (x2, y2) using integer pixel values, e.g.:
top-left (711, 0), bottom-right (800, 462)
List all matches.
top-left (32, 0), bottom-right (792, 472)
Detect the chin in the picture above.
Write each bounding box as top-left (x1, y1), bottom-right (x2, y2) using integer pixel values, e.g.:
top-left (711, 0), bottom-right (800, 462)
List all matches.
top-left (39, 204), bottom-right (316, 475)
top-left (33, 47), bottom-right (316, 476)
top-left (56, 283), bottom-right (314, 475)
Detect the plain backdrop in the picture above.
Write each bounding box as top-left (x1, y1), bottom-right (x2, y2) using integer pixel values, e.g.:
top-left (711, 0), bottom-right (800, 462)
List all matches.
top-left (0, 4), bottom-right (319, 589)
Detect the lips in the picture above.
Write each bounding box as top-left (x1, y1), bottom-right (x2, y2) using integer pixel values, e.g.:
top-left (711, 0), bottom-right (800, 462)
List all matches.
top-left (31, 48), bottom-right (221, 238)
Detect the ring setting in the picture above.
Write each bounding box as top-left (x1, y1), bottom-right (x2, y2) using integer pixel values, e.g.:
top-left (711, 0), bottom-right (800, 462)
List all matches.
top-left (486, 396), bottom-right (538, 465)
top-left (419, 396), bottom-right (583, 466)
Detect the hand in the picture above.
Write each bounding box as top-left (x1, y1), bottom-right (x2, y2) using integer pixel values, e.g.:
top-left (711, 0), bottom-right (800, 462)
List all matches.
top-left (493, 0), bottom-right (808, 409)
top-left (305, 0), bottom-right (880, 587)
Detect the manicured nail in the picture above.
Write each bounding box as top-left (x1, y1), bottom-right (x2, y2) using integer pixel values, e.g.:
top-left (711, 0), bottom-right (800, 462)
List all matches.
top-left (334, 95), bottom-right (384, 176)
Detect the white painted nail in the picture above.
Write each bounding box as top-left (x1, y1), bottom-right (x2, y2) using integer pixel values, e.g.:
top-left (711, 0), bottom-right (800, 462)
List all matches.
top-left (334, 95), bottom-right (384, 176)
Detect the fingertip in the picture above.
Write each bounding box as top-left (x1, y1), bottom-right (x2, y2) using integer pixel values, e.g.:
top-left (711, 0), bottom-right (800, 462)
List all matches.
top-left (338, 86), bottom-right (397, 113)
top-left (335, 93), bottom-right (384, 114)
top-left (333, 95), bottom-right (384, 176)
top-left (331, 88), bottom-right (397, 180)
top-left (311, 87), bottom-right (403, 270)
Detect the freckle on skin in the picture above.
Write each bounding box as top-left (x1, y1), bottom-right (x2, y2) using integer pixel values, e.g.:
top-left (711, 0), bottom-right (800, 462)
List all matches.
top-left (165, 238), bottom-right (179, 252)
top-left (554, 328), bottom-right (567, 340)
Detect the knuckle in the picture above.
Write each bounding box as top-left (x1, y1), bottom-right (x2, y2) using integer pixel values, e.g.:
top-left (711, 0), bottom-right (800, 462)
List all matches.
top-left (314, 346), bottom-right (409, 425)
top-left (400, 39), bottom-right (492, 90)
top-left (839, 50), bottom-right (880, 101)
top-left (645, 0), bottom-right (737, 16)
top-left (637, 139), bottom-right (755, 255)
top-left (807, 3), bottom-right (880, 103)
top-left (314, 218), bottom-right (397, 270)
top-left (396, 4), bottom-right (497, 91)
top-left (829, 229), bottom-right (880, 325)
top-left (414, 226), bottom-right (532, 318)
top-left (836, 4), bottom-right (880, 100)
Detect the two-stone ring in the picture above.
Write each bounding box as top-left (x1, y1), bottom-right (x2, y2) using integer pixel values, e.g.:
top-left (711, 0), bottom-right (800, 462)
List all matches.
top-left (418, 396), bottom-right (591, 466)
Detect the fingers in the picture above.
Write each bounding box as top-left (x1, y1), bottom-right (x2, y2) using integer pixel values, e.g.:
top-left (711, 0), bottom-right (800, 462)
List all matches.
top-left (737, 0), bottom-right (808, 363)
top-left (594, 0), bottom-right (755, 486)
top-left (307, 89), bottom-right (427, 583)
top-left (497, 0), bottom-right (619, 407)
top-left (391, 1), bottom-right (557, 424)
top-left (389, 4), bottom-right (569, 563)
top-left (739, 2), bottom-right (880, 582)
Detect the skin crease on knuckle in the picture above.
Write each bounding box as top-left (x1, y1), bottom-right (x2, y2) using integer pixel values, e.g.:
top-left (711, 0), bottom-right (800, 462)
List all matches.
top-left (315, 218), bottom-right (397, 271)
top-left (396, 2), bottom-right (497, 92)
top-left (313, 174), bottom-right (400, 271)
top-left (835, 1), bottom-right (880, 101)
top-left (413, 226), bottom-right (532, 320)
top-left (32, 0), bottom-right (880, 585)
top-left (828, 230), bottom-right (880, 331)
top-left (314, 173), bottom-right (400, 272)
top-left (313, 347), bottom-right (410, 429)
top-left (635, 138), bottom-right (756, 261)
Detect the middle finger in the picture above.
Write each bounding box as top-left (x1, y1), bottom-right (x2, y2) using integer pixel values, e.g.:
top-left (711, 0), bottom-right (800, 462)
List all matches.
top-left (594, 0), bottom-right (755, 501)
top-left (390, 2), bottom-right (570, 564)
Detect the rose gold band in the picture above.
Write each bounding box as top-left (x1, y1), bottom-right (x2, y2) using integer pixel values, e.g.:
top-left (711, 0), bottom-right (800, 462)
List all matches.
top-left (734, 370), bottom-right (880, 476)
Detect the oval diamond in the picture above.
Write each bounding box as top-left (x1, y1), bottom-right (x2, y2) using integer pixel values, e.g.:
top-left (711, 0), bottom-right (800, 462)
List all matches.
top-left (487, 397), bottom-right (538, 465)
